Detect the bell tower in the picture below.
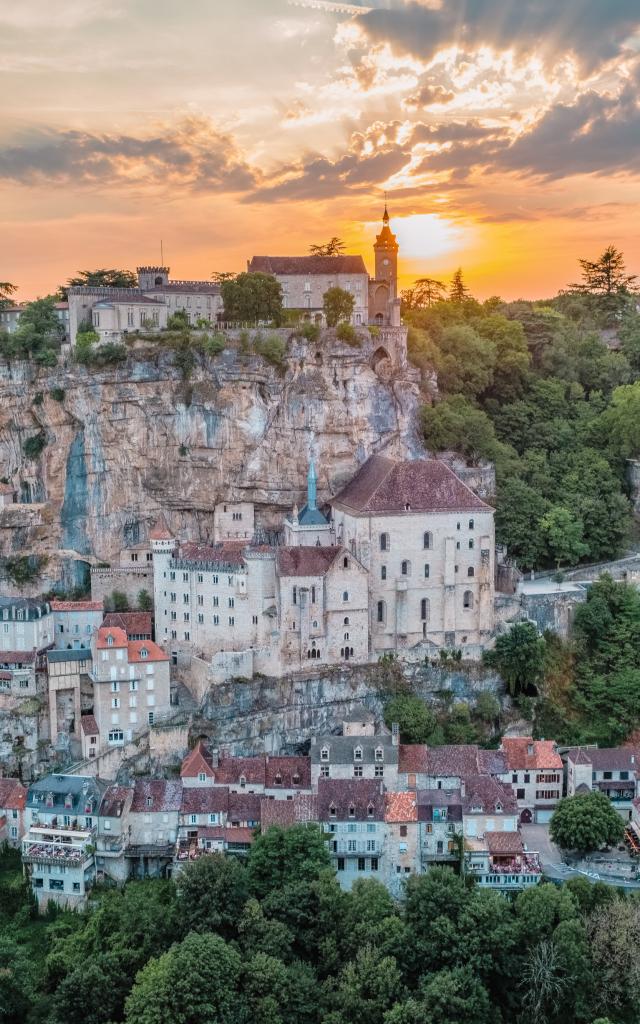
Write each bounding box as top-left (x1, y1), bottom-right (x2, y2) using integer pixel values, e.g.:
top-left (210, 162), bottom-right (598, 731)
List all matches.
top-left (373, 203), bottom-right (399, 301)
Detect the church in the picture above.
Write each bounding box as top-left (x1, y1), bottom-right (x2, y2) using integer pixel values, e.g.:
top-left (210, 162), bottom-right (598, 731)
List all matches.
top-left (247, 205), bottom-right (401, 327)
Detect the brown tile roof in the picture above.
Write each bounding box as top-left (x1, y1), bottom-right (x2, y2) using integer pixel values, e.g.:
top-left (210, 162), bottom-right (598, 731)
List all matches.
top-left (100, 785), bottom-right (132, 818)
top-left (428, 745), bottom-right (481, 778)
top-left (248, 254), bottom-right (368, 276)
top-left (261, 793), bottom-right (318, 829)
top-left (181, 741), bottom-right (215, 779)
top-left (51, 600), bottom-right (103, 612)
top-left (265, 756), bottom-right (311, 789)
top-left (228, 792), bottom-right (262, 821)
top-left (277, 546), bottom-right (341, 577)
top-left (225, 827), bottom-right (255, 844)
top-left (130, 779), bottom-right (182, 813)
top-left (181, 787), bottom-right (229, 814)
top-left (477, 749), bottom-right (508, 775)
top-left (127, 639), bottom-right (169, 664)
top-left (0, 651), bottom-right (36, 665)
top-left (486, 831), bottom-right (524, 855)
top-left (103, 612), bottom-right (152, 637)
top-left (333, 454), bottom-right (492, 515)
top-left (567, 746), bottom-right (637, 772)
top-left (217, 756), bottom-right (266, 786)
top-left (463, 776), bottom-right (518, 815)
top-left (399, 744), bottom-right (430, 773)
top-left (80, 714), bottom-right (99, 736)
top-left (0, 778), bottom-right (27, 810)
top-left (317, 778), bottom-right (385, 820)
top-left (96, 627), bottom-right (128, 649)
top-left (501, 739), bottom-right (562, 771)
top-left (179, 541), bottom-right (247, 569)
top-left (385, 791), bottom-right (418, 822)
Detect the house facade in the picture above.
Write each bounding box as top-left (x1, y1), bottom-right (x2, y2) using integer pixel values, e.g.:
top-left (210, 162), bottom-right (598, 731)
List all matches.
top-left (51, 599), bottom-right (103, 651)
top-left (319, 778), bottom-right (385, 890)
top-left (0, 597), bottom-right (53, 653)
top-left (499, 738), bottom-right (563, 824)
top-left (0, 778), bottom-right (27, 847)
top-left (565, 746), bottom-right (639, 819)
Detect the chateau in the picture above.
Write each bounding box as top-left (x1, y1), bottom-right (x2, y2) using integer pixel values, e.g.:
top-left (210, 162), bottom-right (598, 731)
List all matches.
top-left (66, 206), bottom-right (401, 344)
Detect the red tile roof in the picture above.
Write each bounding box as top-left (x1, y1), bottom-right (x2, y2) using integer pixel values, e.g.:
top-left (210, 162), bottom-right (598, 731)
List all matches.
top-left (0, 651), bottom-right (36, 664)
top-left (149, 518), bottom-right (174, 541)
top-left (317, 778), bottom-right (385, 820)
top-left (181, 741), bottom-right (216, 779)
top-left (265, 756), bottom-right (311, 789)
top-left (398, 744), bottom-right (430, 774)
top-left (80, 714), bottom-right (99, 736)
top-left (130, 779), bottom-right (182, 813)
top-left (248, 254), bottom-right (367, 276)
top-left (333, 454), bottom-right (492, 515)
top-left (181, 787), bottom-right (229, 814)
top-left (277, 546), bottom-right (341, 577)
top-left (50, 600), bottom-right (103, 612)
top-left (100, 785), bottom-right (132, 818)
top-left (384, 791), bottom-right (418, 823)
top-left (127, 639), bottom-right (169, 663)
top-left (224, 827), bottom-right (255, 844)
top-left (96, 627), bottom-right (128, 649)
top-left (501, 738), bottom-right (562, 771)
top-left (0, 778), bottom-right (27, 810)
top-left (486, 831), bottom-right (524, 855)
top-left (103, 612), bottom-right (152, 637)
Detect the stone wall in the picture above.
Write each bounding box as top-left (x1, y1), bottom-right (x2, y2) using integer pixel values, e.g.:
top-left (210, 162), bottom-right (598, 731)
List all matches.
top-left (90, 566), bottom-right (153, 606)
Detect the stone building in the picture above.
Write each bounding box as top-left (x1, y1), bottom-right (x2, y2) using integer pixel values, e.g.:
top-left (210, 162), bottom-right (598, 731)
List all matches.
top-left (96, 784), bottom-right (133, 885)
top-left (51, 599), bottom-right (103, 651)
top-left (310, 712), bottom-right (399, 788)
top-left (0, 597), bottom-right (53, 654)
top-left (46, 648), bottom-right (93, 745)
top-left (246, 255), bottom-right (369, 325)
top-left (564, 746), bottom-right (639, 819)
top-left (383, 790), bottom-right (420, 896)
top-left (498, 738), bottom-right (563, 825)
top-left (0, 650), bottom-right (37, 696)
top-left (90, 627), bottom-right (171, 749)
top-left (0, 778), bottom-right (27, 847)
top-left (318, 778), bottom-right (386, 890)
top-left (331, 455), bottom-right (495, 654)
top-left (127, 778), bottom-right (182, 879)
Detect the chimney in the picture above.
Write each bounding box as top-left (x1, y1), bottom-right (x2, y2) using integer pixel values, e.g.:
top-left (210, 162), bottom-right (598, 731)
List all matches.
top-left (211, 747), bottom-right (219, 769)
top-left (391, 722), bottom-right (400, 747)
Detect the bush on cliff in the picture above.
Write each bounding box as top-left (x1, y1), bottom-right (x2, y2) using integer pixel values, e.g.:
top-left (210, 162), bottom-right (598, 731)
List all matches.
top-left (75, 331), bottom-right (127, 367)
top-left (254, 333), bottom-right (287, 372)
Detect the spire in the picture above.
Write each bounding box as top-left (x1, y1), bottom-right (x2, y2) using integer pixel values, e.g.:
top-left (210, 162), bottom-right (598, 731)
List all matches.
top-left (307, 457), bottom-right (317, 512)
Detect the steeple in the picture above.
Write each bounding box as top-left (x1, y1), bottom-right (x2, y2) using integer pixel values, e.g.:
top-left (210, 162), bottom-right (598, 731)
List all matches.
top-left (382, 201), bottom-right (389, 225)
top-left (307, 458), bottom-right (318, 512)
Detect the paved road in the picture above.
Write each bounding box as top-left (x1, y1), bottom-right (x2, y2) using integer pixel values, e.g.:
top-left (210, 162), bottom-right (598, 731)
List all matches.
top-left (520, 824), bottom-right (640, 889)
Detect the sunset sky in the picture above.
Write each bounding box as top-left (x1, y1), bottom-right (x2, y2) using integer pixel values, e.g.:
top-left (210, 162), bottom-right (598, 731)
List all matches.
top-left (2, 0), bottom-right (640, 301)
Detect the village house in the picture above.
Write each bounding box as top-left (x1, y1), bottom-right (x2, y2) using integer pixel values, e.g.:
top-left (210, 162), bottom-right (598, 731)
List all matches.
top-left (176, 785), bottom-right (230, 864)
top-left (397, 743), bottom-right (507, 791)
top-left (46, 648), bottom-right (93, 746)
top-left (0, 597), bottom-right (53, 653)
top-left (51, 599), bottom-right (103, 650)
top-left (90, 627), bottom-right (171, 750)
top-left (564, 746), bottom-right (639, 819)
top-left (383, 790), bottom-right (420, 896)
top-left (102, 611), bottom-right (153, 641)
top-left (0, 777), bottom-right (27, 847)
top-left (310, 710), bottom-right (400, 788)
top-left (318, 778), bottom-right (385, 890)
top-left (417, 789), bottom-right (463, 869)
top-left (180, 742), bottom-right (311, 798)
top-left (22, 774), bottom-right (105, 908)
top-left (499, 738), bottom-right (563, 824)
top-left (0, 650), bottom-right (38, 696)
top-left (96, 784), bottom-right (133, 885)
top-left (80, 714), bottom-right (100, 759)
top-left (127, 778), bottom-right (182, 879)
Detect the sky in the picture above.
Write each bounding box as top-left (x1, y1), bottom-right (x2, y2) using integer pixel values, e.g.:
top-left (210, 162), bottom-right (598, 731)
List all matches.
top-left (2, 0), bottom-right (640, 301)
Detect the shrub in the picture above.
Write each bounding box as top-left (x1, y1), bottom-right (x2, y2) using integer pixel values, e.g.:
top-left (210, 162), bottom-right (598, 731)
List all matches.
top-left (336, 322), bottom-right (359, 346)
top-left (167, 310), bottom-right (190, 330)
top-left (369, 325), bottom-right (381, 338)
top-left (23, 433), bottom-right (47, 459)
top-left (179, 444), bottom-right (188, 457)
top-left (238, 329), bottom-right (251, 355)
top-left (202, 333), bottom-right (225, 357)
top-left (104, 589), bottom-right (129, 612)
top-left (50, 388), bottom-right (65, 402)
top-left (300, 322), bottom-right (320, 342)
top-left (33, 348), bottom-right (58, 367)
top-left (3, 555), bottom-right (48, 586)
top-left (137, 589), bottom-right (153, 611)
top-left (254, 333), bottom-right (287, 372)
top-left (32, 392), bottom-right (44, 406)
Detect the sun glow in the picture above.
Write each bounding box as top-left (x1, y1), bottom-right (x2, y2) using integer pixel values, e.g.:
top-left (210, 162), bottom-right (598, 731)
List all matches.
top-left (379, 212), bottom-right (473, 262)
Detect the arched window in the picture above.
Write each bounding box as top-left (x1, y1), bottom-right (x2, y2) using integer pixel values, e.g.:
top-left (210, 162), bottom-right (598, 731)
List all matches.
top-left (154, 275), bottom-right (163, 286)
top-left (381, 565), bottom-right (387, 580)
top-left (380, 532), bottom-right (389, 552)
top-left (424, 564), bottom-right (430, 578)
top-left (367, 803), bottom-right (375, 818)
top-left (467, 566), bottom-right (475, 577)
top-left (344, 632), bottom-right (350, 641)
top-left (401, 560), bottom-right (410, 576)
top-left (343, 556), bottom-right (349, 568)
top-left (350, 647), bottom-right (354, 657)
top-left (342, 591), bottom-right (349, 602)
top-left (463, 590), bottom-right (474, 609)
top-left (469, 519), bottom-right (475, 530)
top-left (377, 600), bottom-right (386, 624)
top-left (343, 616), bottom-right (350, 625)
top-left (292, 586), bottom-right (297, 605)
top-left (423, 532), bottom-right (432, 550)
top-left (354, 745), bottom-right (363, 761)
top-left (420, 598), bottom-right (430, 621)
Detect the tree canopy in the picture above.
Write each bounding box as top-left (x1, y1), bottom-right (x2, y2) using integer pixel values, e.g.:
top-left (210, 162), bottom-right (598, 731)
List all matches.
top-left (58, 268), bottom-right (137, 300)
top-left (220, 272), bottom-right (283, 325)
top-left (323, 287), bottom-right (355, 327)
top-left (550, 792), bottom-right (625, 853)
top-left (309, 238), bottom-right (345, 256)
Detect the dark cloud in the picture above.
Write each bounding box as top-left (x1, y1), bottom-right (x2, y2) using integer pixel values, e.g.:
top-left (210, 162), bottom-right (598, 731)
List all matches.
top-left (0, 117), bottom-right (257, 192)
top-left (243, 144), bottom-right (411, 202)
top-left (411, 120), bottom-right (508, 144)
top-left (357, 1), bottom-right (640, 74)
top-left (405, 82), bottom-right (455, 108)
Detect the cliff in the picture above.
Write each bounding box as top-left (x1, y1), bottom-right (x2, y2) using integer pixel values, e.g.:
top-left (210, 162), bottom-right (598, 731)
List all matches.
top-left (0, 328), bottom-right (421, 593)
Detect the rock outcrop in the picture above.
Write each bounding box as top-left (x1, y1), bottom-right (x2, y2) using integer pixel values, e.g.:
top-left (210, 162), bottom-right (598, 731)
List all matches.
top-left (0, 329), bottom-right (420, 593)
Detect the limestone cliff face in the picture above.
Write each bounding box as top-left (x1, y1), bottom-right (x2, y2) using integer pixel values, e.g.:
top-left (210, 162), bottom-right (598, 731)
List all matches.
top-left (0, 331), bottom-right (420, 593)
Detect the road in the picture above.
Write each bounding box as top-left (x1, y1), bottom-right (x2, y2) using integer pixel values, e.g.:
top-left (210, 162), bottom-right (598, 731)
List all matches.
top-left (520, 824), bottom-right (640, 889)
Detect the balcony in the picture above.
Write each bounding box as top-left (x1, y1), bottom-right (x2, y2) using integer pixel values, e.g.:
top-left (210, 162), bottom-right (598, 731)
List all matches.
top-left (22, 840), bottom-right (93, 868)
top-left (125, 843), bottom-right (175, 859)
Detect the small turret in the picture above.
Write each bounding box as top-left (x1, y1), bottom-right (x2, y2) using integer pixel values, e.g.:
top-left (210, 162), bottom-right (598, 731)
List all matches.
top-left (307, 459), bottom-right (318, 512)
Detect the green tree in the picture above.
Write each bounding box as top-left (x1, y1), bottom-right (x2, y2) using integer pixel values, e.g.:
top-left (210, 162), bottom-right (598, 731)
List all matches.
top-left (0, 281), bottom-right (17, 309)
top-left (432, 324), bottom-right (495, 398)
top-left (419, 966), bottom-right (491, 1024)
top-left (106, 589), bottom-right (129, 612)
top-left (449, 268), bottom-right (470, 303)
top-left (137, 589), bottom-right (153, 611)
top-left (405, 277), bottom-right (447, 309)
top-left (243, 952), bottom-right (318, 1024)
top-left (175, 853), bottom-right (248, 939)
top-left (309, 237), bottom-right (345, 256)
top-left (420, 396), bottom-right (498, 463)
top-left (383, 694), bottom-right (437, 743)
top-left (475, 692), bottom-right (500, 725)
top-left (483, 622), bottom-right (546, 697)
top-left (587, 898), bottom-right (640, 1022)
top-left (550, 792), bottom-right (625, 853)
top-left (221, 272), bottom-right (283, 325)
top-left (0, 937), bottom-right (34, 1024)
top-left (571, 575), bottom-right (640, 676)
top-left (58, 268), bottom-right (137, 301)
top-left (124, 932), bottom-right (243, 1024)
top-left (167, 309), bottom-right (190, 330)
top-left (237, 898), bottom-right (295, 960)
top-left (247, 824), bottom-right (331, 900)
top-left (326, 945), bottom-right (405, 1024)
top-left (540, 506), bottom-right (588, 569)
top-left (323, 287), bottom-right (355, 328)
top-left (494, 478), bottom-right (551, 570)
top-left (572, 245), bottom-right (637, 297)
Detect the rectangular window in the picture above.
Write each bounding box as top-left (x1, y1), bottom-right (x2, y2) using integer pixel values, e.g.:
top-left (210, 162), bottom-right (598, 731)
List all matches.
top-left (371, 857), bottom-right (378, 871)
top-left (358, 857), bottom-right (366, 871)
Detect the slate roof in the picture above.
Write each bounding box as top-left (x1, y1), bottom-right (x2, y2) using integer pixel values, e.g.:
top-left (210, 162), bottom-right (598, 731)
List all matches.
top-left (80, 714), bottom-right (99, 736)
top-left (297, 504), bottom-right (330, 527)
top-left (384, 791), bottom-right (418, 823)
top-left (486, 831), bottom-right (524, 855)
top-left (567, 746), bottom-right (638, 772)
top-left (501, 738), bottom-right (562, 771)
top-left (0, 597), bottom-right (51, 620)
top-left (27, 774), bottom-right (105, 812)
top-left (181, 787), bottom-right (229, 814)
top-left (311, 733), bottom-right (398, 765)
top-left (317, 778), bottom-right (385, 820)
top-left (248, 255), bottom-right (368, 276)
top-left (277, 546), bottom-right (341, 577)
top-left (416, 789), bottom-right (463, 823)
top-left (130, 779), bottom-right (182, 813)
top-left (100, 785), bottom-right (132, 818)
top-left (0, 778), bottom-right (27, 810)
top-left (463, 776), bottom-right (518, 815)
top-left (102, 612), bottom-right (153, 637)
top-left (47, 648), bottom-right (91, 664)
top-left (332, 454), bottom-right (492, 515)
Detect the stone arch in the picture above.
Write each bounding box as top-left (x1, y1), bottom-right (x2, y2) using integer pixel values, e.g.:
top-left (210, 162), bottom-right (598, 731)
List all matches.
top-left (154, 275), bottom-right (163, 286)
top-left (371, 345), bottom-right (393, 380)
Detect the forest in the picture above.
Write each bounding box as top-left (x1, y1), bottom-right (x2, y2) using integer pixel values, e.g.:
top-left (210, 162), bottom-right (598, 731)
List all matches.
top-left (0, 827), bottom-right (637, 1024)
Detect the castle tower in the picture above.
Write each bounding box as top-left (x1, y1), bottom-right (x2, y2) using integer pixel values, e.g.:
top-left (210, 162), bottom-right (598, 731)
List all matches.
top-left (373, 204), bottom-right (398, 301)
top-left (283, 456), bottom-right (333, 548)
top-left (137, 266), bottom-right (170, 290)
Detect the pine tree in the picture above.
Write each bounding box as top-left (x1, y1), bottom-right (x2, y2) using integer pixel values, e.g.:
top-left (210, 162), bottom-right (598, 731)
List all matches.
top-left (449, 268), bottom-right (470, 303)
